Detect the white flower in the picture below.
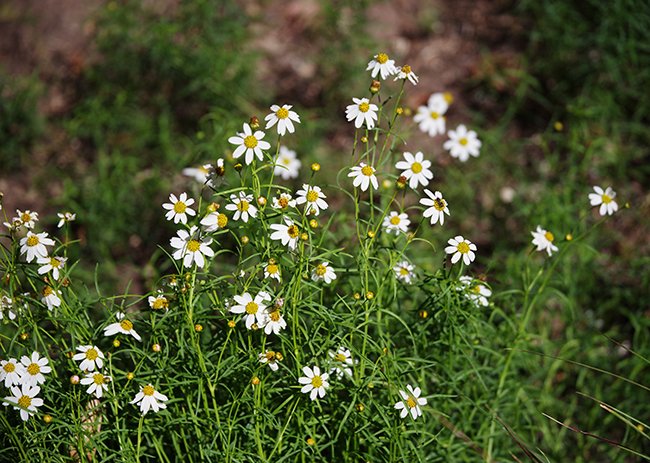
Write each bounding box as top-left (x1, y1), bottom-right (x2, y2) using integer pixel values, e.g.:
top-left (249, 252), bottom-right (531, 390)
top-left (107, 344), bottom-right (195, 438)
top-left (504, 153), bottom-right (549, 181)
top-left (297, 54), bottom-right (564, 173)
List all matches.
top-left (366, 52), bottom-right (398, 80)
top-left (443, 124), bottom-right (482, 162)
top-left (393, 261), bottom-right (416, 284)
top-left (259, 351), bottom-right (280, 371)
top-left (229, 291), bottom-right (271, 330)
top-left (264, 260), bottom-right (281, 282)
top-left (296, 184), bottom-right (328, 216)
top-left (395, 151), bottom-right (433, 189)
top-left (3, 383), bottom-right (43, 421)
top-left (57, 211), bottom-right (76, 228)
top-left (270, 219), bottom-right (301, 250)
top-left (383, 212), bottom-right (410, 235)
top-left (225, 191), bottom-right (258, 223)
top-left (273, 146), bottom-right (301, 180)
top-left (162, 192), bottom-right (196, 225)
top-left (298, 365), bottom-right (329, 401)
top-left (170, 226), bottom-right (215, 268)
top-left (345, 98), bottom-right (379, 129)
top-left (131, 384), bottom-right (168, 415)
top-left (394, 64), bottom-right (418, 85)
top-left (1, 358), bottom-right (24, 388)
top-left (272, 192), bottom-right (297, 211)
top-left (265, 104), bottom-right (301, 136)
top-left (41, 286), bottom-right (62, 310)
top-left (262, 308), bottom-right (287, 335)
top-left (148, 293), bottom-right (169, 311)
top-left (37, 256), bottom-right (67, 280)
top-left (420, 190), bottom-right (450, 226)
top-left (72, 345), bottom-right (105, 372)
top-left (531, 226), bottom-right (558, 256)
top-left (182, 164), bottom-right (215, 186)
top-left (19, 231), bottom-right (55, 263)
top-left (445, 235), bottom-right (477, 265)
top-left (19, 352), bottom-right (51, 387)
top-left (200, 212), bottom-right (228, 232)
top-left (394, 384), bottom-right (427, 420)
top-left (413, 93), bottom-right (449, 137)
top-left (228, 123), bottom-right (271, 165)
top-left (589, 186), bottom-right (618, 216)
top-left (348, 163), bottom-right (379, 191)
top-left (103, 312), bottom-right (141, 341)
top-left (80, 371), bottom-right (111, 398)
top-left (458, 276), bottom-right (492, 307)
top-left (311, 262), bottom-right (337, 284)
top-left (15, 210), bottom-right (39, 229)
top-left (328, 347), bottom-right (354, 379)
top-left (0, 295), bottom-right (16, 321)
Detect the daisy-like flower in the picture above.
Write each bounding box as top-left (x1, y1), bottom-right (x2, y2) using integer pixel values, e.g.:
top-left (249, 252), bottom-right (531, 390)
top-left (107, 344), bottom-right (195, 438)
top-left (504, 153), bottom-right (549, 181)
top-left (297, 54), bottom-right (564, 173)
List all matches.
top-left (420, 190), bottom-right (450, 225)
top-left (57, 211), bottom-right (76, 228)
top-left (162, 192), bottom-right (196, 225)
top-left (458, 276), bottom-right (492, 307)
top-left (393, 261), bottom-right (416, 284)
top-left (228, 123), bottom-right (271, 165)
top-left (274, 146), bottom-right (301, 180)
top-left (296, 184), bottom-right (328, 216)
top-left (383, 212), bottom-right (410, 235)
top-left (395, 151), bottom-right (433, 189)
top-left (394, 384), bottom-right (427, 420)
top-left (366, 52), bottom-right (397, 80)
top-left (41, 286), bottom-right (62, 310)
top-left (200, 211), bottom-right (228, 233)
top-left (443, 124), bottom-right (482, 162)
top-left (445, 236), bottom-right (477, 265)
top-left (3, 383), bottom-right (43, 421)
top-left (225, 191), bottom-right (258, 223)
top-left (413, 93), bottom-right (449, 137)
top-left (311, 262), bottom-right (337, 284)
top-left (0, 295), bottom-right (16, 321)
top-left (19, 352), bottom-right (51, 387)
top-left (328, 347), bottom-right (354, 379)
top-left (170, 226), bottom-right (215, 268)
top-left (270, 218), bottom-right (301, 250)
top-left (131, 384), bottom-right (168, 415)
top-left (345, 98), bottom-right (379, 129)
top-left (103, 312), bottom-right (141, 341)
top-left (19, 231), bottom-right (55, 263)
top-left (15, 210), bottom-right (38, 229)
top-left (80, 371), bottom-right (111, 398)
top-left (148, 292), bottom-right (169, 311)
top-left (72, 345), bottom-right (105, 372)
top-left (272, 192), bottom-right (297, 211)
top-left (1, 358), bottom-right (24, 388)
top-left (348, 163), bottom-right (379, 192)
top-left (394, 64), bottom-right (418, 85)
top-left (531, 226), bottom-right (558, 256)
top-left (298, 366), bottom-right (329, 401)
top-left (37, 256), bottom-right (67, 281)
top-left (265, 104), bottom-right (301, 136)
top-left (264, 260), bottom-right (281, 282)
top-left (262, 308), bottom-right (287, 335)
top-left (229, 291), bottom-right (271, 330)
top-left (589, 186), bottom-right (618, 216)
top-left (259, 350), bottom-right (281, 371)
top-left (182, 163), bottom-right (214, 185)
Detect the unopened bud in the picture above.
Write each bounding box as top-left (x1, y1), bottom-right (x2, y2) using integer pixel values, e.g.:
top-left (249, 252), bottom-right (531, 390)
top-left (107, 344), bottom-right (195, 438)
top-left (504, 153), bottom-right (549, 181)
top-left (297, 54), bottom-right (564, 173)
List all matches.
top-left (20, 332), bottom-right (28, 341)
top-left (565, 234), bottom-right (573, 241)
top-left (369, 80), bottom-right (381, 94)
top-left (241, 235), bottom-right (250, 245)
top-left (367, 230), bottom-right (375, 239)
top-left (249, 116), bottom-right (260, 130)
top-left (234, 163), bottom-right (243, 172)
top-left (300, 233), bottom-right (309, 241)
top-left (257, 196), bottom-right (267, 207)
top-left (419, 309), bottom-right (428, 319)
top-left (228, 320), bottom-right (236, 328)
top-left (311, 163), bottom-right (321, 172)
top-left (43, 414), bottom-right (53, 424)
top-left (396, 107), bottom-right (404, 115)
top-left (356, 403), bottom-right (365, 412)
top-left (113, 339), bottom-right (121, 348)
top-left (70, 375), bottom-right (80, 385)
top-left (251, 376), bottom-right (260, 386)
top-left (309, 219), bottom-right (318, 229)
top-left (152, 343), bottom-right (161, 352)
top-left (365, 291), bottom-right (374, 300)
top-left (306, 437), bottom-right (316, 446)
top-left (207, 202), bottom-right (219, 213)
top-left (360, 136), bottom-right (368, 144)
top-left (396, 176), bottom-right (407, 189)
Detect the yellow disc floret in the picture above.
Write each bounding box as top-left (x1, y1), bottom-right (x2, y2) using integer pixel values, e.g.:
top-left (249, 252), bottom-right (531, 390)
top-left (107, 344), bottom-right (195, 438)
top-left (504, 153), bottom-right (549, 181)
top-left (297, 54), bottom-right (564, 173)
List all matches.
top-left (243, 135), bottom-right (258, 149)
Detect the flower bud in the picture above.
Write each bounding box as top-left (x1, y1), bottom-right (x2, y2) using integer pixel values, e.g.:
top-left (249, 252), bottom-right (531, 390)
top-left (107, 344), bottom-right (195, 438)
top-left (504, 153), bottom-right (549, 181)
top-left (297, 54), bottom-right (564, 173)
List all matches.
top-left (309, 219), bottom-right (318, 229)
top-left (207, 202), bottom-right (219, 213)
top-left (367, 230), bottom-right (375, 239)
top-left (152, 343), bottom-right (161, 352)
top-left (419, 309), bottom-right (428, 319)
top-left (300, 233), bottom-right (309, 241)
top-left (126, 372), bottom-right (135, 380)
top-left (306, 437), bottom-right (316, 446)
top-left (353, 292), bottom-right (361, 300)
top-left (228, 320), bottom-right (236, 328)
top-left (369, 79), bottom-right (381, 94)
top-left (251, 376), bottom-right (260, 386)
top-left (565, 234), bottom-right (573, 241)
top-left (311, 163), bottom-right (321, 172)
top-left (554, 121), bottom-right (564, 132)
top-left (241, 235), bottom-right (250, 245)
top-left (113, 339), bottom-right (121, 348)
top-left (257, 196), bottom-right (267, 207)
top-left (365, 291), bottom-right (374, 300)
top-left (249, 116), bottom-right (260, 130)
top-left (396, 176), bottom-right (407, 189)
top-left (43, 414), bottom-right (53, 424)
top-left (356, 403), bottom-right (365, 412)
top-left (443, 92), bottom-right (454, 104)
top-left (396, 107), bottom-right (404, 115)
top-left (234, 163), bottom-right (243, 172)
top-left (70, 375), bottom-right (80, 385)
top-left (275, 352), bottom-right (284, 361)
top-left (20, 332), bottom-right (29, 341)
top-left (360, 136), bottom-right (368, 144)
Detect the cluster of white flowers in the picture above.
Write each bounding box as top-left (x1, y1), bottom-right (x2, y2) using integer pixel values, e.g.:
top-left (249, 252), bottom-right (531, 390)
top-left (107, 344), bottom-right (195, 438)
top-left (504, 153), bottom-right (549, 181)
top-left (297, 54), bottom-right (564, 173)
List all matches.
top-left (1, 352), bottom-right (50, 421)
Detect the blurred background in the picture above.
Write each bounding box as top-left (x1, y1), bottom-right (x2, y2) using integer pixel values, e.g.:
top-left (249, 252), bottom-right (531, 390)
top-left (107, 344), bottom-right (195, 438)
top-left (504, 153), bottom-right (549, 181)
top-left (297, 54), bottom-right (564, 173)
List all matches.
top-left (0, 0), bottom-right (648, 460)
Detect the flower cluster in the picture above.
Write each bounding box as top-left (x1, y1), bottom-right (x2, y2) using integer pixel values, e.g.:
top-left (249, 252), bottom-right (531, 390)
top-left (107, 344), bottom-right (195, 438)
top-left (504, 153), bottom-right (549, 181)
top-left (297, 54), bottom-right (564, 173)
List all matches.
top-left (1, 352), bottom-right (50, 421)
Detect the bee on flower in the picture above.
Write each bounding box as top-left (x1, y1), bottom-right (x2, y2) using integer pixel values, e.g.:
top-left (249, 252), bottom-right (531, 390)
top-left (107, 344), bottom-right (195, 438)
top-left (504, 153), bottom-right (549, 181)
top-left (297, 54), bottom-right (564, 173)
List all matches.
top-left (394, 384), bottom-right (427, 420)
top-left (229, 291), bottom-right (271, 330)
top-left (345, 98), bottom-right (379, 130)
top-left (131, 384), bottom-right (168, 415)
top-left (225, 191), bottom-right (258, 223)
top-left (530, 226), bottom-right (558, 256)
top-left (444, 124), bottom-right (482, 162)
top-left (264, 104), bottom-right (301, 136)
top-left (366, 52), bottom-right (398, 80)
top-left (3, 383), bottom-right (44, 421)
top-left (162, 192), bottom-right (196, 225)
top-left (395, 151), bottom-right (433, 189)
top-left (104, 312), bottom-right (141, 341)
top-left (311, 262), bottom-right (337, 284)
top-left (420, 190), bottom-right (450, 226)
top-left (273, 146), bottom-right (301, 180)
top-left (80, 371), bottom-right (111, 398)
top-left (348, 163), bottom-right (379, 192)
top-left (228, 122), bottom-right (271, 165)
top-left (296, 184), bottom-right (328, 216)
top-left (413, 93), bottom-right (449, 137)
top-left (19, 231), bottom-right (55, 263)
top-left (445, 236), bottom-right (477, 265)
top-left (170, 226), bottom-right (215, 268)
top-left (393, 261), bottom-right (416, 284)
top-left (588, 186), bottom-right (618, 216)
top-left (298, 366), bottom-right (330, 401)
top-left (270, 218), bottom-right (301, 250)
top-left (383, 212), bottom-right (410, 235)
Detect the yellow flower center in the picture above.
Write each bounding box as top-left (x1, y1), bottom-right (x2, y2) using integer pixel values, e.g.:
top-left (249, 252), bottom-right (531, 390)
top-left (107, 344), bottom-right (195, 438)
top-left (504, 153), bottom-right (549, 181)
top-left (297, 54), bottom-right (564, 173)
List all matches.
top-left (50, 257), bottom-right (62, 268)
top-left (430, 111), bottom-right (439, 119)
top-left (26, 235), bottom-right (40, 247)
top-left (243, 135), bottom-right (258, 149)
top-left (601, 194), bottom-right (612, 204)
top-left (287, 225), bottom-right (299, 238)
top-left (237, 200), bottom-right (250, 212)
top-left (433, 198), bottom-right (446, 211)
top-left (142, 385), bottom-right (155, 396)
top-left (42, 286), bottom-right (53, 297)
top-left (411, 162), bottom-right (423, 174)
top-left (217, 213), bottom-right (228, 228)
top-left (306, 190), bottom-right (319, 202)
top-left (152, 297), bottom-right (168, 310)
top-left (3, 362), bottom-right (15, 373)
top-left (269, 310), bottom-right (281, 322)
top-left (93, 373), bottom-right (105, 385)
top-left (315, 264), bottom-right (327, 276)
top-left (400, 267), bottom-right (410, 276)
top-left (544, 231), bottom-right (554, 242)
top-left (335, 353), bottom-right (347, 362)
top-left (278, 197), bottom-right (289, 208)
top-left (390, 215), bottom-right (401, 225)
top-left (27, 363), bottom-right (40, 375)
top-left (358, 102), bottom-right (370, 113)
top-left (275, 107), bottom-right (289, 119)
top-left (459, 137), bottom-right (468, 146)
top-left (406, 396), bottom-right (417, 409)
top-left (266, 264), bottom-right (278, 275)
top-left (18, 395), bottom-right (32, 409)
top-left (21, 213), bottom-right (32, 222)
top-left (187, 240), bottom-right (201, 252)
top-left (85, 348), bottom-right (99, 361)
top-left (457, 242), bottom-right (470, 254)
top-left (401, 64), bottom-right (411, 74)
top-left (443, 92), bottom-right (454, 104)
top-left (311, 375), bottom-right (323, 388)
top-left (361, 165), bottom-right (374, 177)
top-left (265, 351), bottom-right (276, 361)
top-left (377, 53), bottom-right (388, 64)
top-left (471, 285), bottom-right (482, 294)
top-left (173, 201), bottom-right (187, 214)
top-left (120, 319), bottom-right (133, 331)
top-left (245, 302), bottom-right (259, 315)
